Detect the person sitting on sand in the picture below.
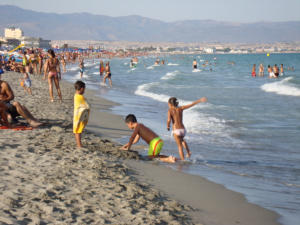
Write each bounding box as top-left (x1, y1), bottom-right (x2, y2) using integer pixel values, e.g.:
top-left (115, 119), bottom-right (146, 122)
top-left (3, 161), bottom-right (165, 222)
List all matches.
top-left (0, 101), bottom-right (9, 126)
top-left (167, 97), bottom-right (207, 160)
top-left (120, 114), bottom-right (176, 163)
top-left (73, 80), bottom-right (90, 148)
top-left (0, 79), bottom-right (42, 127)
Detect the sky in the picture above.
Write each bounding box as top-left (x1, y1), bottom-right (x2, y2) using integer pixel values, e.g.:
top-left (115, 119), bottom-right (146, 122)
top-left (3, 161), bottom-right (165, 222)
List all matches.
top-left (1, 0), bottom-right (300, 23)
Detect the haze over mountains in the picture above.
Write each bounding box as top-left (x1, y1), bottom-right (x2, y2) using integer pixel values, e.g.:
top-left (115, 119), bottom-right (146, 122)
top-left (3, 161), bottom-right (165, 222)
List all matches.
top-left (0, 5), bottom-right (299, 43)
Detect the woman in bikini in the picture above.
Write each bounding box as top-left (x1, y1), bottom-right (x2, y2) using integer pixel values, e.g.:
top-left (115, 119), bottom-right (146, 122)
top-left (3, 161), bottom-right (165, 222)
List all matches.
top-left (167, 97), bottom-right (207, 160)
top-left (44, 49), bottom-right (62, 102)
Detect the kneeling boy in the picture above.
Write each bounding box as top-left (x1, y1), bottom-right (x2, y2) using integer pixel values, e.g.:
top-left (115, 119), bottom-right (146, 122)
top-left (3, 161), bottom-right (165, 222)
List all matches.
top-left (120, 114), bottom-right (176, 163)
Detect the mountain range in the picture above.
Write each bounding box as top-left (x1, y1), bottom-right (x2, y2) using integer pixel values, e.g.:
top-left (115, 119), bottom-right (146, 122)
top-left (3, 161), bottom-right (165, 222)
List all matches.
top-left (0, 5), bottom-right (300, 43)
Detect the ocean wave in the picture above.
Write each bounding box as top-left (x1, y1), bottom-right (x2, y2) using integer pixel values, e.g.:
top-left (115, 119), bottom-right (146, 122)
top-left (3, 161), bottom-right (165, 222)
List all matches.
top-left (161, 70), bottom-right (180, 80)
top-left (167, 63), bottom-right (179, 66)
top-left (135, 82), bottom-right (229, 139)
top-left (261, 77), bottom-right (300, 97)
top-left (192, 69), bottom-right (202, 73)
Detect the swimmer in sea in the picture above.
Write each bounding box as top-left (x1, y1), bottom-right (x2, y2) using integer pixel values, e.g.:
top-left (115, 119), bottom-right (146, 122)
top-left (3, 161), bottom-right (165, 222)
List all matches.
top-left (259, 64), bottom-right (264, 77)
top-left (252, 64), bottom-right (256, 77)
top-left (193, 59), bottom-right (197, 69)
top-left (273, 64), bottom-right (279, 78)
top-left (79, 58), bottom-right (84, 78)
top-left (103, 61), bottom-right (112, 87)
top-left (280, 64), bottom-right (284, 76)
top-left (167, 97), bottom-right (207, 160)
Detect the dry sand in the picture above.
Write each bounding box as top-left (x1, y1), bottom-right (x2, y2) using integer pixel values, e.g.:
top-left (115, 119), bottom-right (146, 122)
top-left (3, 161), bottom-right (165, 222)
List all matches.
top-left (0, 71), bottom-right (281, 225)
top-left (0, 72), bottom-right (191, 225)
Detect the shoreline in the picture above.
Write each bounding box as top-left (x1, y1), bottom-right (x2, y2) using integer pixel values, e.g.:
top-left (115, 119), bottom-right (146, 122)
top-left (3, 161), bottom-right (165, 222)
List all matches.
top-left (0, 71), bottom-right (281, 224)
top-left (62, 72), bottom-right (281, 224)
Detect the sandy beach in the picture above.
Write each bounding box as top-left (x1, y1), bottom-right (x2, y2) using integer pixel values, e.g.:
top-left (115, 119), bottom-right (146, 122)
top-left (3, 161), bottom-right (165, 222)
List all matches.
top-left (0, 71), bottom-right (280, 225)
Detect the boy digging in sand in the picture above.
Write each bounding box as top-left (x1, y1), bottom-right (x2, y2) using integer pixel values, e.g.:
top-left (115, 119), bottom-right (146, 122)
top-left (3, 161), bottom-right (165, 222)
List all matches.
top-left (73, 81), bottom-right (90, 148)
top-left (167, 97), bottom-right (207, 160)
top-left (120, 114), bottom-right (176, 163)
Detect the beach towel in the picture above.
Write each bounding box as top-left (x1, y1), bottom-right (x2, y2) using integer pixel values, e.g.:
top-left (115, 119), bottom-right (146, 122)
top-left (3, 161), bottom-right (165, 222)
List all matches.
top-left (73, 93), bottom-right (90, 134)
top-left (0, 125), bottom-right (33, 131)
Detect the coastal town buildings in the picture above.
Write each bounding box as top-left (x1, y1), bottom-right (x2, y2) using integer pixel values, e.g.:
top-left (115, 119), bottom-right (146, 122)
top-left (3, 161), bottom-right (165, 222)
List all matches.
top-left (0, 27), bottom-right (51, 49)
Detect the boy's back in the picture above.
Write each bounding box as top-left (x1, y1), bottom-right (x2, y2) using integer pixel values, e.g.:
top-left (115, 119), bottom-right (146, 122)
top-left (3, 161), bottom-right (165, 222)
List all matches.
top-left (133, 123), bottom-right (158, 144)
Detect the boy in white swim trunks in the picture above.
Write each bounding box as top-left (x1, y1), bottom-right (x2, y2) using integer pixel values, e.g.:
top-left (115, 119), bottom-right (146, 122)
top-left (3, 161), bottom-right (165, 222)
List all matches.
top-left (167, 97), bottom-right (207, 160)
top-left (120, 114), bottom-right (176, 163)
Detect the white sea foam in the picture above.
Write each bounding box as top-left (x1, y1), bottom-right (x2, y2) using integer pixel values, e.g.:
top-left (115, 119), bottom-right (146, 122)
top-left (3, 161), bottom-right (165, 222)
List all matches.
top-left (161, 70), bottom-right (180, 80)
top-left (135, 82), bottom-right (229, 141)
top-left (67, 66), bottom-right (79, 71)
top-left (167, 63), bottom-right (179, 66)
top-left (192, 69), bottom-right (202, 73)
top-left (93, 72), bottom-right (99, 75)
top-left (261, 77), bottom-right (300, 97)
top-left (147, 66), bottom-right (154, 70)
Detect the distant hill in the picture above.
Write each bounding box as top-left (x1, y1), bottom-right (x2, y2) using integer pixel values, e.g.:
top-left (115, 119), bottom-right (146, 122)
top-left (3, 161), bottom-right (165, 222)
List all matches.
top-left (0, 5), bottom-right (300, 43)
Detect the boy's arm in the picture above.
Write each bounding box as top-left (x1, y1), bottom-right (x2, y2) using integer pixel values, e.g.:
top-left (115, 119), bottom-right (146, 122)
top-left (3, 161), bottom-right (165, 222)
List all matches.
top-left (121, 125), bottom-right (140, 150)
top-left (181, 97), bottom-right (207, 110)
top-left (167, 110), bottom-right (171, 131)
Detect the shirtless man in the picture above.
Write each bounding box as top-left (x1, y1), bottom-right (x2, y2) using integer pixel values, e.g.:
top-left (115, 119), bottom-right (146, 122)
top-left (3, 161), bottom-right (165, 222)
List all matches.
top-left (0, 79), bottom-right (42, 127)
top-left (259, 64), bottom-right (264, 77)
top-left (273, 64), bottom-right (279, 78)
top-left (121, 114), bottom-right (176, 163)
top-left (193, 59), bottom-right (197, 69)
top-left (167, 97), bottom-right (207, 160)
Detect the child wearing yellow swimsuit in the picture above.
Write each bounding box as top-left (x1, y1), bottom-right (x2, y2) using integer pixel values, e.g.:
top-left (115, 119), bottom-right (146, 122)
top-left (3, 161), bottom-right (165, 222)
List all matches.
top-left (73, 81), bottom-right (90, 147)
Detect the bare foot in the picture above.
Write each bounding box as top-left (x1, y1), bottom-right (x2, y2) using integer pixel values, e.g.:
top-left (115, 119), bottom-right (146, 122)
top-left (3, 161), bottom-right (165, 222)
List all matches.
top-left (187, 151), bottom-right (192, 158)
top-left (29, 120), bottom-right (43, 128)
top-left (160, 155), bottom-right (176, 163)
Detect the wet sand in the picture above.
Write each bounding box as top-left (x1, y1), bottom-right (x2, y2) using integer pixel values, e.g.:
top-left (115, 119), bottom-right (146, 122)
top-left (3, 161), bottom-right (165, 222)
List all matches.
top-left (0, 71), bottom-right (280, 224)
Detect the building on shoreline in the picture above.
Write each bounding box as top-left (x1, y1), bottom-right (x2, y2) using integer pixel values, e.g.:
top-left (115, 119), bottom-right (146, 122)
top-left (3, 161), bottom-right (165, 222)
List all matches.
top-left (0, 27), bottom-right (51, 49)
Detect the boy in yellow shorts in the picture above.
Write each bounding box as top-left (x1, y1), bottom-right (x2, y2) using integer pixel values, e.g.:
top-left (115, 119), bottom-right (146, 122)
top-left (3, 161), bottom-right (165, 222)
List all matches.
top-left (120, 114), bottom-right (176, 163)
top-left (73, 80), bottom-right (90, 148)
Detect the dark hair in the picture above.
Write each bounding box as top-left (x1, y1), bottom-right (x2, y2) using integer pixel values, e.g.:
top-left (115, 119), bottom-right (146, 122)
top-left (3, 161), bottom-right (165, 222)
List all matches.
top-left (168, 97), bottom-right (179, 107)
top-left (74, 80), bottom-right (85, 90)
top-left (268, 65), bottom-right (270, 68)
top-left (275, 64), bottom-right (277, 66)
top-left (125, 114), bottom-right (137, 123)
top-left (47, 49), bottom-right (56, 58)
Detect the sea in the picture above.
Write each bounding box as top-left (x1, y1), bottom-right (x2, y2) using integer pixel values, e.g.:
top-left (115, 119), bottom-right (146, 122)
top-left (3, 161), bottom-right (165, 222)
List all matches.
top-left (64, 53), bottom-right (300, 225)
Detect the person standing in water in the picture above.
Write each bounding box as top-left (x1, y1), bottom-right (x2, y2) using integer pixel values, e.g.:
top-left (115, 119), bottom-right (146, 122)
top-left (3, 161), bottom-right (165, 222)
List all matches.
top-left (99, 60), bottom-right (105, 81)
top-left (44, 49), bottom-right (62, 102)
top-left (103, 61), bottom-right (112, 87)
top-left (167, 97), bottom-right (207, 160)
top-left (193, 59), bottom-right (197, 69)
top-left (79, 58), bottom-right (84, 78)
top-left (259, 64), bottom-right (264, 77)
top-left (61, 55), bottom-right (67, 73)
top-left (280, 64), bottom-right (284, 76)
top-left (273, 64), bottom-right (279, 78)
top-left (252, 64), bottom-right (256, 77)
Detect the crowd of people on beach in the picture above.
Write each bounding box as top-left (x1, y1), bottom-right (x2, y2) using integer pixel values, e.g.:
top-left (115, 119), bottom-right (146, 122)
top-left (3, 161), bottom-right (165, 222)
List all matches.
top-left (3, 47), bottom-right (293, 163)
top-left (1, 47), bottom-right (209, 163)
